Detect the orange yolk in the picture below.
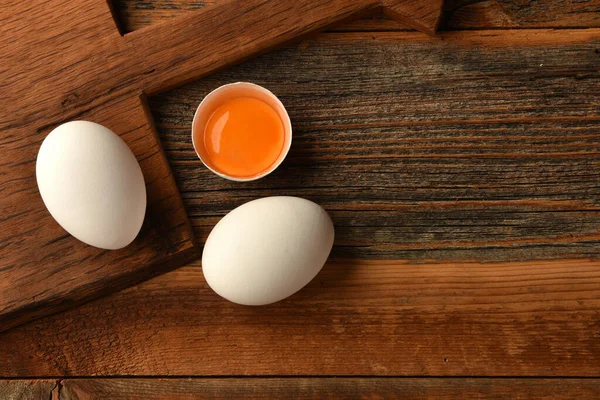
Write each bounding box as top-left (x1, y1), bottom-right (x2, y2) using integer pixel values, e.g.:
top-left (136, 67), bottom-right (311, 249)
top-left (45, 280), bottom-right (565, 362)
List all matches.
top-left (200, 97), bottom-right (285, 179)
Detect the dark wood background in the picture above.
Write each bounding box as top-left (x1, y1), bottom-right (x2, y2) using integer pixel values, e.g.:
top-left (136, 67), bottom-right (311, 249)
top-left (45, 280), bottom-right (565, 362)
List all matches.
top-left (2, 0), bottom-right (600, 398)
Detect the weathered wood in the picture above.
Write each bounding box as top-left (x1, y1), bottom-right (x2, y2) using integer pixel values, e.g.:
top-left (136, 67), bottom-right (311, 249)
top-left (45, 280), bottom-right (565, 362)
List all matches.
top-left (445, 0), bottom-right (600, 30)
top-left (57, 378), bottom-right (600, 399)
top-left (0, 0), bottom-right (202, 333)
top-left (2, 378), bottom-right (599, 399)
top-left (382, 0), bottom-right (444, 33)
top-left (125, 0), bottom-right (441, 97)
top-left (0, 95), bottom-right (198, 333)
top-left (112, 0), bottom-right (600, 32)
top-left (494, 0), bottom-right (600, 28)
top-left (1, 257), bottom-right (599, 376)
top-left (0, 380), bottom-right (56, 400)
top-left (151, 30), bottom-right (600, 261)
top-left (3, 0), bottom-right (600, 382)
top-left (1, 28), bottom-right (599, 378)
top-left (0, 0), bottom-right (443, 332)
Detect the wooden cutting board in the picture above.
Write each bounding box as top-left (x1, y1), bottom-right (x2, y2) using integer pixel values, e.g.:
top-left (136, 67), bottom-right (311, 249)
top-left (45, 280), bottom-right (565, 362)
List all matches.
top-left (0, 0), bottom-right (443, 332)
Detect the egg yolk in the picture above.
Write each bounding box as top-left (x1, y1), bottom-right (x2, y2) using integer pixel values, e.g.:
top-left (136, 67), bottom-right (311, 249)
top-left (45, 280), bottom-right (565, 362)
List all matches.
top-left (200, 97), bottom-right (285, 179)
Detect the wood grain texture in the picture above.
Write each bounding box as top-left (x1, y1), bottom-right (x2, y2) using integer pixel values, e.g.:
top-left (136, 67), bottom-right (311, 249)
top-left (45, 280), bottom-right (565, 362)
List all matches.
top-left (0, 0), bottom-right (197, 333)
top-left (0, 380), bottom-right (56, 400)
top-left (57, 378), bottom-right (600, 399)
top-left (0, 95), bottom-right (197, 332)
top-left (1, 258), bottom-right (599, 376)
top-left (494, 0), bottom-right (600, 28)
top-left (382, 0), bottom-right (444, 33)
top-left (151, 30), bottom-right (600, 261)
top-left (446, 0), bottom-right (600, 30)
top-left (3, 0), bottom-right (600, 384)
top-left (0, 0), bottom-right (442, 332)
top-left (112, 0), bottom-right (600, 32)
top-left (2, 378), bottom-right (599, 399)
top-left (1, 28), bottom-right (599, 378)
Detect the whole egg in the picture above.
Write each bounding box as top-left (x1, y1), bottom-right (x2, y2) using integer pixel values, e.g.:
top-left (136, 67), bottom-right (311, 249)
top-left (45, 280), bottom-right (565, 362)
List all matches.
top-left (202, 196), bottom-right (335, 305)
top-left (36, 121), bottom-right (146, 250)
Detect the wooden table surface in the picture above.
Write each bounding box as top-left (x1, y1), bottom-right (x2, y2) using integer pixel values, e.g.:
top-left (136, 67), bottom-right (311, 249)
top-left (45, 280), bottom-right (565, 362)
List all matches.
top-left (2, 0), bottom-right (600, 398)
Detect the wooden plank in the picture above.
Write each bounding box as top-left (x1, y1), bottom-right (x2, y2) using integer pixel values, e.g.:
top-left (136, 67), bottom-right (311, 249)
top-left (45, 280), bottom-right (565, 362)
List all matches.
top-left (0, 95), bottom-right (197, 332)
top-left (0, 0), bottom-right (199, 330)
top-left (57, 378), bottom-right (600, 399)
top-left (1, 258), bottom-right (599, 376)
top-left (491, 0), bottom-right (600, 28)
top-left (124, 1), bottom-right (441, 95)
top-left (445, 0), bottom-right (600, 30)
top-left (381, 0), bottom-right (444, 33)
top-left (126, 0), bottom-right (377, 95)
top-left (111, 0), bottom-right (600, 32)
top-left (0, 380), bottom-right (56, 400)
top-left (152, 29), bottom-right (600, 262)
top-left (1, 378), bottom-right (599, 399)
top-left (0, 0), bottom-right (442, 332)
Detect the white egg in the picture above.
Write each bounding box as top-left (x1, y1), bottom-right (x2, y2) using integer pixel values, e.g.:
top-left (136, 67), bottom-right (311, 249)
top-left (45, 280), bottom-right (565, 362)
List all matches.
top-left (202, 196), bottom-right (335, 305)
top-left (36, 121), bottom-right (146, 250)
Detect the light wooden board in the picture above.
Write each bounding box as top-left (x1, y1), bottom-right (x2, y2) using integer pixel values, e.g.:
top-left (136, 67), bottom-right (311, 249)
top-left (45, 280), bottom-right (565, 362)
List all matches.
top-left (0, 0), bottom-right (443, 332)
top-left (1, 258), bottom-right (599, 376)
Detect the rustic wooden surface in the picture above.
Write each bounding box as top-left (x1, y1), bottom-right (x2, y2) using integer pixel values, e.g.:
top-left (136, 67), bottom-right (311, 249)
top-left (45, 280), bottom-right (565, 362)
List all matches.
top-left (0, 380), bottom-right (57, 400)
top-left (112, 0), bottom-right (600, 32)
top-left (2, 0), bottom-right (600, 398)
top-left (0, 0), bottom-right (441, 333)
top-left (2, 258), bottom-right (599, 376)
top-left (2, 378), bottom-right (596, 399)
top-left (152, 29), bottom-right (600, 262)
top-left (0, 0), bottom-right (200, 333)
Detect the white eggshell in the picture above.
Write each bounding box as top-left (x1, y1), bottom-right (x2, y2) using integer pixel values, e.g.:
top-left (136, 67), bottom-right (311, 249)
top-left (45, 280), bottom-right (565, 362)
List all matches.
top-left (36, 121), bottom-right (146, 250)
top-left (202, 196), bottom-right (335, 305)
